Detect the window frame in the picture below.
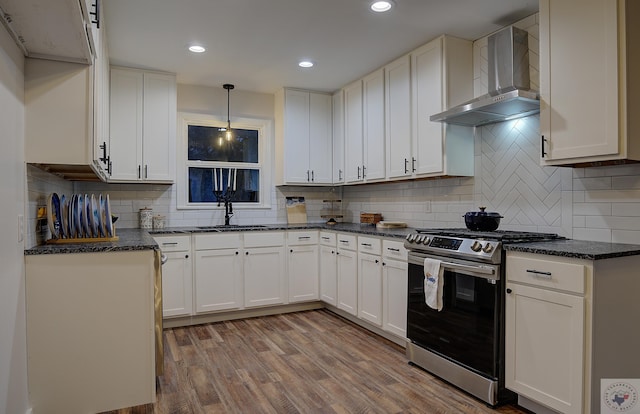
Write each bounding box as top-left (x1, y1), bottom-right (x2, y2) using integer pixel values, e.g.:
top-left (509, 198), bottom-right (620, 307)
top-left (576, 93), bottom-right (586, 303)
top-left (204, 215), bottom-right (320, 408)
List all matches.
top-left (176, 112), bottom-right (272, 210)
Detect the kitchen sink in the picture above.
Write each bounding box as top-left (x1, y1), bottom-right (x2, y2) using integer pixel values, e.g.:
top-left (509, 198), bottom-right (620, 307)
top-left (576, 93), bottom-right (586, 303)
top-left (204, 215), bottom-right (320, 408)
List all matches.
top-left (197, 225), bottom-right (268, 230)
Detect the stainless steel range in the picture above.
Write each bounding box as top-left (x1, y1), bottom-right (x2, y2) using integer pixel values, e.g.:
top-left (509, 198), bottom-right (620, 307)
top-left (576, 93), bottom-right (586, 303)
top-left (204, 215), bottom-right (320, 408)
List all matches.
top-left (404, 228), bottom-right (562, 406)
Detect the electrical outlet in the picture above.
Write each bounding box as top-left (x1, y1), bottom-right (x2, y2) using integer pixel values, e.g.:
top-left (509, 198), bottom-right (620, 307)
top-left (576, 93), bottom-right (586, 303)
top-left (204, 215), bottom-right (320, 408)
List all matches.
top-left (18, 214), bottom-right (24, 243)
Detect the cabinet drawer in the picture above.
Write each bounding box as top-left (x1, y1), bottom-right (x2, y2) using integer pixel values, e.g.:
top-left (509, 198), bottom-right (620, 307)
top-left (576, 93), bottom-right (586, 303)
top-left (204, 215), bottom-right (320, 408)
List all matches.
top-left (382, 239), bottom-right (407, 260)
top-left (154, 235), bottom-right (191, 252)
top-left (244, 232), bottom-right (285, 248)
top-left (319, 231), bottom-right (336, 246)
top-left (287, 230), bottom-right (319, 245)
top-left (358, 236), bottom-right (381, 255)
top-left (195, 233), bottom-right (242, 250)
top-left (336, 233), bottom-right (357, 251)
top-left (506, 253), bottom-right (586, 295)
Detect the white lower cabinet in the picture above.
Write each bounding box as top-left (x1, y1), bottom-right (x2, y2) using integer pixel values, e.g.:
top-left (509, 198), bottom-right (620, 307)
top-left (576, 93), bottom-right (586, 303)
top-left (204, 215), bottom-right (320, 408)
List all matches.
top-left (194, 233), bottom-right (243, 313)
top-left (194, 249), bottom-right (243, 313)
top-left (244, 232), bottom-right (286, 308)
top-left (506, 251), bottom-right (640, 414)
top-left (358, 236), bottom-right (383, 326)
top-left (382, 240), bottom-right (408, 338)
top-left (336, 233), bottom-right (358, 315)
top-left (319, 232), bottom-right (338, 305)
top-left (287, 231), bottom-right (319, 303)
top-left (153, 235), bottom-right (193, 318)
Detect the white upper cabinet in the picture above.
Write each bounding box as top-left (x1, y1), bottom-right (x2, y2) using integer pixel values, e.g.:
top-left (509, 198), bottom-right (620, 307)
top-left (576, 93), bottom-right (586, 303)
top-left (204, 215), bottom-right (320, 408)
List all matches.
top-left (275, 89), bottom-right (333, 185)
top-left (109, 67), bottom-right (176, 183)
top-left (540, 0), bottom-right (640, 165)
top-left (332, 90), bottom-right (345, 184)
top-left (385, 55), bottom-right (413, 179)
top-left (344, 68), bottom-right (386, 183)
top-left (411, 36), bottom-right (474, 177)
top-left (0, 0), bottom-right (100, 64)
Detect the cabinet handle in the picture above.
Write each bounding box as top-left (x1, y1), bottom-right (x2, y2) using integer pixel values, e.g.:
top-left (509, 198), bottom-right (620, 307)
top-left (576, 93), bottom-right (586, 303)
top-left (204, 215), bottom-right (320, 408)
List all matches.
top-left (311, 170), bottom-right (314, 182)
top-left (404, 158), bottom-right (408, 174)
top-left (506, 288), bottom-right (512, 294)
top-left (138, 165), bottom-right (141, 179)
top-left (331, 250), bottom-right (335, 254)
top-left (362, 165), bottom-right (366, 178)
top-left (290, 249), bottom-right (294, 253)
top-left (382, 262), bottom-right (386, 266)
top-left (235, 251), bottom-right (239, 255)
top-left (387, 247), bottom-right (400, 252)
top-left (298, 236), bottom-right (311, 240)
top-left (339, 240), bottom-right (349, 243)
top-left (541, 135), bottom-right (548, 158)
top-left (108, 160), bottom-right (112, 176)
top-left (357, 166), bottom-right (361, 180)
top-left (245, 251), bottom-right (249, 255)
top-left (89, 0), bottom-right (100, 28)
top-left (99, 141), bottom-right (108, 164)
top-left (161, 242), bottom-right (178, 246)
top-left (321, 236), bottom-right (330, 241)
top-left (412, 157), bottom-right (416, 172)
top-left (375, 259), bottom-right (379, 264)
top-left (185, 254), bottom-right (189, 259)
top-left (361, 243), bottom-right (372, 247)
top-left (145, 164), bottom-right (148, 179)
top-left (339, 169), bottom-right (343, 181)
top-left (307, 170), bottom-right (310, 181)
top-left (526, 269), bottom-right (552, 278)
top-left (336, 251), bottom-right (340, 255)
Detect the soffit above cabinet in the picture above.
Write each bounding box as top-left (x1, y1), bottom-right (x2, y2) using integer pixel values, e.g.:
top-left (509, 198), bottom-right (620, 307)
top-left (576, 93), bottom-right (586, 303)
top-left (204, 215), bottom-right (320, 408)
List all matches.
top-left (0, 0), bottom-right (94, 64)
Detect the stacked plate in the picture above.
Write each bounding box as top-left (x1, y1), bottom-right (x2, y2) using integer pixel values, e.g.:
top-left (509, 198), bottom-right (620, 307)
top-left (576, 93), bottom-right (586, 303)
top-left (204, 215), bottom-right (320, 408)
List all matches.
top-left (47, 193), bottom-right (114, 239)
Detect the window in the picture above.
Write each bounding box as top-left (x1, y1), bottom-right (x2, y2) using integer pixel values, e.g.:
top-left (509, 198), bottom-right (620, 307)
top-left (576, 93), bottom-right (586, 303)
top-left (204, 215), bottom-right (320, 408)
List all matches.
top-left (177, 113), bottom-right (272, 209)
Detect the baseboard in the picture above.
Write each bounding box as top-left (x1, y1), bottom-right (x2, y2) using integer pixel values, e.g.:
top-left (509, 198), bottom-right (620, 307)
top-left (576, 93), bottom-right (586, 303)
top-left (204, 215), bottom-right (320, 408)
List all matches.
top-left (323, 305), bottom-right (407, 348)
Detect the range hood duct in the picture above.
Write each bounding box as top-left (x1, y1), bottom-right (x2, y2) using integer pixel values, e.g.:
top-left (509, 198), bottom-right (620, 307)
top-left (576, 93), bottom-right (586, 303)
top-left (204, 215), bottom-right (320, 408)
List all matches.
top-left (430, 26), bottom-right (539, 127)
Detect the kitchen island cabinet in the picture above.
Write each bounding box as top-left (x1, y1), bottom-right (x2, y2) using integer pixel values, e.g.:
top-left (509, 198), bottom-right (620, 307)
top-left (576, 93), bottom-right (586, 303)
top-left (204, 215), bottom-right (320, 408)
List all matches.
top-left (539, 0), bottom-right (640, 166)
top-left (505, 249), bottom-right (640, 414)
top-left (24, 248), bottom-right (157, 413)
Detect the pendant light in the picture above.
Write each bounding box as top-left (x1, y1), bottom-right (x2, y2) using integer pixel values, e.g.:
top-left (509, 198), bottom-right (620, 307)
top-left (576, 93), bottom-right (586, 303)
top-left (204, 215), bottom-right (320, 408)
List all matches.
top-left (222, 83), bottom-right (234, 141)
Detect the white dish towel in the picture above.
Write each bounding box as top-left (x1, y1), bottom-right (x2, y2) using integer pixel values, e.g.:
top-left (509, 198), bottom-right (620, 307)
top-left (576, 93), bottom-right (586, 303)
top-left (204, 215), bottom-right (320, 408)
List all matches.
top-left (424, 258), bottom-right (444, 311)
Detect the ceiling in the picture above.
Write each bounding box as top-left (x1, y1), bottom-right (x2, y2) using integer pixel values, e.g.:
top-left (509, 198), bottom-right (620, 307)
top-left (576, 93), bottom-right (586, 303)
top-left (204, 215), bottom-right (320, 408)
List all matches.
top-left (103, 0), bottom-right (538, 95)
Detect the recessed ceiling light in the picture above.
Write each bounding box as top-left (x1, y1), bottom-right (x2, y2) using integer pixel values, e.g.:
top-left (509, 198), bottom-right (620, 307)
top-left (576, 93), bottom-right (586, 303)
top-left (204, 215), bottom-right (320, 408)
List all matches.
top-left (298, 61), bottom-right (314, 68)
top-left (370, 1), bottom-right (393, 12)
top-left (188, 45), bottom-right (206, 53)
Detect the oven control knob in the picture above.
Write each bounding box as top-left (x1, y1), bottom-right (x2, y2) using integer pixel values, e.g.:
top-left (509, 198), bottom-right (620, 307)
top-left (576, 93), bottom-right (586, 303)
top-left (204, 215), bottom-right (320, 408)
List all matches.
top-left (422, 237), bottom-right (430, 245)
top-left (415, 235), bottom-right (423, 243)
top-left (406, 234), bottom-right (415, 243)
top-left (470, 241), bottom-right (483, 252)
top-left (482, 243), bottom-right (494, 253)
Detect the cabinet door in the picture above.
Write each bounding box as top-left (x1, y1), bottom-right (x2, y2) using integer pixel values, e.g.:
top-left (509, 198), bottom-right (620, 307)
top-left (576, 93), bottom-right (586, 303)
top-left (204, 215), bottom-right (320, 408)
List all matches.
top-left (194, 249), bottom-right (243, 313)
top-left (309, 92), bottom-right (333, 184)
top-left (332, 91), bottom-right (345, 184)
top-left (283, 89), bottom-right (311, 183)
top-left (358, 253), bottom-right (383, 326)
top-left (505, 283), bottom-right (585, 414)
top-left (337, 248), bottom-right (358, 315)
top-left (385, 55), bottom-right (412, 179)
top-left (363, 68), bottom-right (385, 181)
top-left (411, 38), bottom-right (444, 175)
top-left (162, 250), bottom-right (193, 318)
top-left (344, 80), bottom-right (364, 183)
top-left (244, 247), bottom-right (286, 308)
top-left (382, 258), bottom-right (407, 338)
top-left (539, 0), bottom-right (619, 162)
top-left (319, 245), bottom-right (338, 306)
top-left (142, 72), bottom-right (176, 181)
top-left (288, 245), bottom-right (319, 302)
top-left (109, 68), bottom-right (143, 181)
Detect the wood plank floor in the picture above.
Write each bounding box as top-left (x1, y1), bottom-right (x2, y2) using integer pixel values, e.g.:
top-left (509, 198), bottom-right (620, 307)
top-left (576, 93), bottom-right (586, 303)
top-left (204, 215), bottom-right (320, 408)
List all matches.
top-left (105, 309), bottom-right (530, 414)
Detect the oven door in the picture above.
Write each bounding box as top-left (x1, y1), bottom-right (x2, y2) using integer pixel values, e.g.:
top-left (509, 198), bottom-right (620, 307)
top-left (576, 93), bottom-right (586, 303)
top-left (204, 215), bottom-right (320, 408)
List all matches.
top-left (407, 251), bottom-right (501, 379)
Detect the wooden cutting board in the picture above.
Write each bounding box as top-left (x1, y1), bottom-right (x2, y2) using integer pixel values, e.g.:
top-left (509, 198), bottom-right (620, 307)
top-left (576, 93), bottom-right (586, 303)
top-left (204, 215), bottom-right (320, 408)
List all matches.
top-left (376, 221), bottom-right (408, 229)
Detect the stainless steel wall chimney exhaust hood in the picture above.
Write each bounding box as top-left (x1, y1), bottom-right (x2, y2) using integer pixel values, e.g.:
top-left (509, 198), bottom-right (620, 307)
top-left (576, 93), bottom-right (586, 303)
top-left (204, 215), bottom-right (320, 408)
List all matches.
top-left (430, 26), bottom-right (539, 127)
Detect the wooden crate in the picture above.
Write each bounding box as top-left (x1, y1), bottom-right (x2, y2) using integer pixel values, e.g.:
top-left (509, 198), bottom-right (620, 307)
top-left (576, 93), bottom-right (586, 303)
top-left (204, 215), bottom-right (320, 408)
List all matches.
top-left (360, 213), bottom-right (383, 224)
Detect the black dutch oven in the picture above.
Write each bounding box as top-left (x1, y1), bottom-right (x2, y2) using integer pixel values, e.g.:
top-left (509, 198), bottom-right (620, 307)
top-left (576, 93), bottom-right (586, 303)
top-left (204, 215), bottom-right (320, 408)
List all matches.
top-left (463, 207), bottom-right (503, 231)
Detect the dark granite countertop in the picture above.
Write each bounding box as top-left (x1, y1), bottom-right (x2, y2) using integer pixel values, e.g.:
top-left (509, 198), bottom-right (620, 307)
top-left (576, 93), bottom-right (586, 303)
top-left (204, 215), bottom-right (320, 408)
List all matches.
top-left (149, 222), bottom-right (415, 240)
top-left (504, 239), bottom-right (640, 260)
top-left (24, 228), bottom-right (158, 255)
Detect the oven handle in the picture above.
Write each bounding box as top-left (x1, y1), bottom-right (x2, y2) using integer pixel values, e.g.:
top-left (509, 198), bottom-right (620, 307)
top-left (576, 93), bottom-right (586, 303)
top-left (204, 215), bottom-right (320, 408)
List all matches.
top-left (439, 261), bottom-right (496, 276)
